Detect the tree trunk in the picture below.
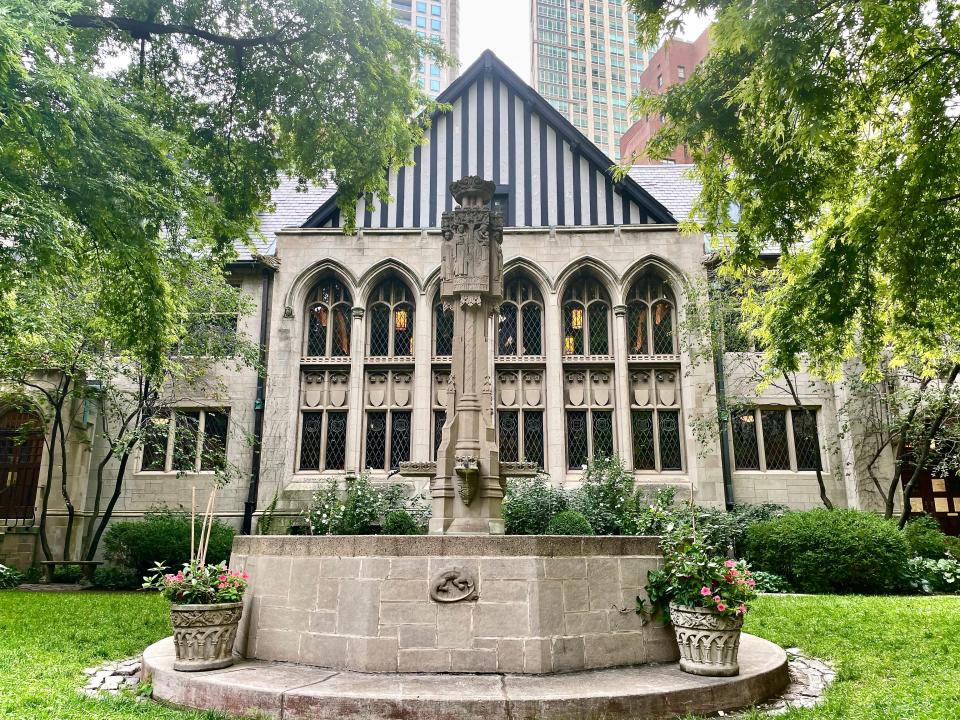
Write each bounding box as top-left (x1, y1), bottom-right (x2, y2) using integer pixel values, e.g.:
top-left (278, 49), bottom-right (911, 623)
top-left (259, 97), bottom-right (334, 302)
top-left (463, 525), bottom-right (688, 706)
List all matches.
top-left (884, 378), bottom-right (931, 518)
top-left (84, 449), bottom-right (132, 562)
top-left (36, 416), bottom-right (59, 562)
top-left (56, 389), bottom-right (76, 560)
top-left (782, 373), bottom-right (833, 509)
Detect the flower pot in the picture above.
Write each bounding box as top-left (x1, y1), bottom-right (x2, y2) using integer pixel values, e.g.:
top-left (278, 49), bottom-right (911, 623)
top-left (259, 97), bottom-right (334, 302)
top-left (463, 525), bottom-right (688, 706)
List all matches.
top-left (170, 602), bottom-right (243, 672)
top-left (669, 603), bottom-right (744, 677)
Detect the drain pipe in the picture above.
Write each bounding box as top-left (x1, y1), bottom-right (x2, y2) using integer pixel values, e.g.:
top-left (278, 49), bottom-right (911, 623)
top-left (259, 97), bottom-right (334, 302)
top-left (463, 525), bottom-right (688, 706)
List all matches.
top-left (242, 257), bottom-right (277, 535)
top-left (706, 262), bottom-right (735, 510)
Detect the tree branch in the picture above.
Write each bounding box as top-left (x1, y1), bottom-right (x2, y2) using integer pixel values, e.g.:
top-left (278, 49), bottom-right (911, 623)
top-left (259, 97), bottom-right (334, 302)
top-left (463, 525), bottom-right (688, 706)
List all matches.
top-left (62, 13), bottom-right (287, 49)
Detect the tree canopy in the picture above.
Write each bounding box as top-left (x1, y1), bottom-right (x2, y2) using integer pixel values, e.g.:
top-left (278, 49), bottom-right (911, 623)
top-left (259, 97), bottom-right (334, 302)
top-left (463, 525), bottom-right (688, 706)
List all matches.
top-left (0, 0), bottom-right (444, 369)
top-left (627, 0), bottom-right (960, 378)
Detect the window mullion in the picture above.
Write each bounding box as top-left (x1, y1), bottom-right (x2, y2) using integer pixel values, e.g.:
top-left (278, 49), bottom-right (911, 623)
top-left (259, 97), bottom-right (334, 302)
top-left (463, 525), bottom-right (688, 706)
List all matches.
top-left (652, 408), bottom-right (662, 472)
top-left (165, 412), bottom-right (175, 472)
top-left (319, 409), bottom-right (328, 471)
top-left (785, 408), bottom-right (798, 472)
top-left (385, 410), bottom-right (393, 471)
top-left (195, 411), bottom-right (206, 473)
top-left (755, 408), bottom-right (767, 471)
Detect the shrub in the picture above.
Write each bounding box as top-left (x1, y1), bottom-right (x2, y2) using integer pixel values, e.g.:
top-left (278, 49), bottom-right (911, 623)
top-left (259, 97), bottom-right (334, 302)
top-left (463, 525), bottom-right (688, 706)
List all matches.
top-left (902, 515), bottom-right (948, 559)
top-left (503, 475), bottom-right (568, 535)
top-left (545, 510), bottom-right (594, 535)
top-left (382, 510), bottom-right (421, 535)
top-left (750, 570), bottom-right (792, 594)
top-left (305, 474), bottom-right (428, 535)
top-left (904, 557), bottom-right (960, 595)
top-left (104, 511), bottom-right (235, 579)
top-left (51, 564), bottom-right (85, 584)
top-left (946, 535), bottom-right (960, 559)
top-left (93, 566), bottom-right (141, 590)
top-left (742, 509), bottom-right (910, 594)
top-left (0, 564), bottom-right (23, 589)
top-left (570, 456), bottom-right (634, 535)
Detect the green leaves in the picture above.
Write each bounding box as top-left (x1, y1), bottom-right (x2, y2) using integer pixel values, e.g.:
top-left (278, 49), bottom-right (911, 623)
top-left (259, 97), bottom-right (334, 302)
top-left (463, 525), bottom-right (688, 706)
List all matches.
top-left (628, 0), bottom-right (960, 376)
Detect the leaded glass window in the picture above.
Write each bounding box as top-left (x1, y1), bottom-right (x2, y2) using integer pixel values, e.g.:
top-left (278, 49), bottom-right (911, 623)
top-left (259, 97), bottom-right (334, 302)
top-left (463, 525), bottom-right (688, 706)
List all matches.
top-left (730, 407), bottom-right (824, 472)
top-left (433, 410), bottom-right (446, 459)
top-left (497, 277), bottom-right (544, 357)
top-left (367, 278), bottom-right (415, 357)
top-left (495, 370), bottom-right (547, 469)
top-left (298, 371), bottom-right (350, 471)
top-left (141, 409), bottom-right (230, 473)
top-left (434, 301), bottom-right (454, 356)
top-left (627, 368), bottom-right (684, 471)
top-left (564, 369), bottom-right (616, 469)
top-left (562, 276), bottom-right (610, 356)
top-left (731, 412), bottom-right (760, 470)
top-left (761, 410), bottom-right (790, 470)
top-left (362, 370), bottom-right (415, 470)
top-left (792, 410), bottom-right (821, 471)
top-left (626, 273), bottom-right (677, 355)
top-left (305, 278), bottom-right (352, 357)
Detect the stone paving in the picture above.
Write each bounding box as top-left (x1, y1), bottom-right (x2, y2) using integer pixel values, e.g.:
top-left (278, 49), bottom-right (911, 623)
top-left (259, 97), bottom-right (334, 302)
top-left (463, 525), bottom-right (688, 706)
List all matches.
top-left (81, 657), bottom-right (142, 697)
top-left (721, 647), bottom-right (836, 717)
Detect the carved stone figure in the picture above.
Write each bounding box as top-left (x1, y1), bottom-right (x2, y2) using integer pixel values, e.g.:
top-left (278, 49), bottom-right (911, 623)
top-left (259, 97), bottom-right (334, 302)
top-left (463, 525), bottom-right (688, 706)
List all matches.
top-left (429, 567), bottom-right (478, 603)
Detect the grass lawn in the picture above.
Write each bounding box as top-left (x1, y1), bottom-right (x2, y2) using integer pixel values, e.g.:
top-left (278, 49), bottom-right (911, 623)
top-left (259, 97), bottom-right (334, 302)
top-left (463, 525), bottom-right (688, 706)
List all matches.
top-left (0, 591), bottom-right (958, 719)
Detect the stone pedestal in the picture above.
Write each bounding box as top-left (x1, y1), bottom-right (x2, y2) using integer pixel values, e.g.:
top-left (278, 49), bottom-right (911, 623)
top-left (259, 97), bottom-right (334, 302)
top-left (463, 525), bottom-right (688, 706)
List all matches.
top-left (230, 535), bottom-right (679, 674)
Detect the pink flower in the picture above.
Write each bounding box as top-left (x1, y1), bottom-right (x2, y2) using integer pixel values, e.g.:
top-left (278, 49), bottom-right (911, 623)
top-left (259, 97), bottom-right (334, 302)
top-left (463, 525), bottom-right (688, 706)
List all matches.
top-left (737, 604), bottom-right (748, 615)
top-left (700, 586), bottom-right (712, 596)
top-left (724, 560), bottom-right (736, 568)
top-left (729, 568), bottom-right (739, 578)
top-left (218, 575), bottom-right (227, 582)
top-left (746, 579), bottom-right (756, 587)
top-left (713, 596), bottom-right (722, 604)
top-left (242, 572), bottom-right (249, 580)
top-left (716, 603), bottom-right (727, 612)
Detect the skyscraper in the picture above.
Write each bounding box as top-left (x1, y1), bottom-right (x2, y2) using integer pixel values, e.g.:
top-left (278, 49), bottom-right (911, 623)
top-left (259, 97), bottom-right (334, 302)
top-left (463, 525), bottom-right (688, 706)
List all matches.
top-left (530, 0), bottom-right (653, 160)
top-left (391, 0), bottom-right (461, 97)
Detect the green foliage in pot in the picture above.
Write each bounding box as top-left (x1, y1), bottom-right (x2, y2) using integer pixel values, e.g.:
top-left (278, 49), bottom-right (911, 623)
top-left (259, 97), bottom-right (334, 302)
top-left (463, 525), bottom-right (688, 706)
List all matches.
top-left (742, 509), bottom-right (910, 594)
top-left (902, 515), bottom-right (948, 559)
top-left (646, 526), bottom-right (758, 619)
top-left (503, 474), bottom-right (569, 535)
top-left (545, 510), bottom-right (594, 535)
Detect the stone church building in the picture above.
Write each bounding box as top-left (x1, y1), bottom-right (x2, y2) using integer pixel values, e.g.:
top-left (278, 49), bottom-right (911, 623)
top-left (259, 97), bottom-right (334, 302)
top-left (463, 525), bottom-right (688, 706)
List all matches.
top-left (1, 52), bottom-right (889, 565)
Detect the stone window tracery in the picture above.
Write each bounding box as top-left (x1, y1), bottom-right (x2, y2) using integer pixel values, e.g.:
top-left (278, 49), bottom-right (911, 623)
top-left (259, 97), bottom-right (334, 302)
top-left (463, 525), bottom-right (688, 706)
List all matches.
top-left (362, 370), bottom-right (413, 470)
top-left (730, 408), bottom-right (822, 473)
top-left (304, 278), bottom-right (352, 358)
top-left (626, 273), bottom-right (676, 356)
top-left (562, 276), bottom-right (610, 356)
top-left (298, 370), bottom-right (349, 471)
top-left (497, 277), bottom-right (544, 357)
top-left (367, 278), bottom-right (415, 357)
top-left (433, 294), bottom-right (454, 357)
top-left (496, 370), bottom-right (546, 468)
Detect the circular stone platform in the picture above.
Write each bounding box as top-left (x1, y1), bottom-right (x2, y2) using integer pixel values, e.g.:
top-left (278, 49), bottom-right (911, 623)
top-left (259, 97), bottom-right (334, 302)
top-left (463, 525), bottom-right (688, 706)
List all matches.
top-left (144, 634), bottom-right (788, 720)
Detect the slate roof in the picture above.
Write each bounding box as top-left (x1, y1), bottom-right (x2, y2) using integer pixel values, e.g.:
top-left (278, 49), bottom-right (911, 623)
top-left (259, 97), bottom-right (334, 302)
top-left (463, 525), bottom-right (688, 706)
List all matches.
top-left (627, 164), bottom-right (701, 222)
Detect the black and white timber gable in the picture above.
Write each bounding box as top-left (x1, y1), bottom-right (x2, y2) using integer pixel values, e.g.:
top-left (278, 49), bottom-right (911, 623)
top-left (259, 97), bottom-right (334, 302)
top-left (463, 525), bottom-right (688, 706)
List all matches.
top-left (303, 51), bottom-right (675, 230)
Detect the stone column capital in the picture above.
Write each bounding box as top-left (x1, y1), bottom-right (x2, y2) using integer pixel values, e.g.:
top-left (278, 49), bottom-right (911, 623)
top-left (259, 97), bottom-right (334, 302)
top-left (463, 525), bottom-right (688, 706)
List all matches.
top-left (613, 304), bottom-right (627, 318)
top-left (352, 307), bottom-right (365, 319)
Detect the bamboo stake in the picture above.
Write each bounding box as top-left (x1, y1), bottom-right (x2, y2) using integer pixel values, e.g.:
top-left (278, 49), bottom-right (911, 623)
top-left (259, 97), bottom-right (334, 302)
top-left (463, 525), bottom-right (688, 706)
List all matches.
top-left (200, 486), bottom-right (218, 566)
top-left (198, 487), bottom-right (215, 566)
top-left (190, 487), bottom-right (196, 564)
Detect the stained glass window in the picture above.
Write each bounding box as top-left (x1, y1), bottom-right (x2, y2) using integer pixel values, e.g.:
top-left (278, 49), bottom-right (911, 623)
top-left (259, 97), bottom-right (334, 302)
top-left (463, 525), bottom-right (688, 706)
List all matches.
top-left (562, 276), bottom-right (610, 356)
top-left (369, 305), bottom-right (391, 356)
top-left (367, 278), bottom-right (415, 357)
top-left (305, 278), bottom-right (352, 357)
top-left (792, 410), bottom-right (821, 471)
top-left (631, 410), bottom-right (655, 469)
top-left (761, 410), bottom-right (790, 470)
top-left (433, 410), bottom-right (446, 458)
top-left (498, 304), bottom-right (518, 355)
top-left (588, 302), bottom-right (609, 354)
top-left (522, 304), bottom-right (542, 355)
top-left (563, 303), bottom-right (585, 355)
top-left (626, 273), bottom-right (676, 355)
top-left (731, 412), bottom-right (760, 470)
top-left (499, 277), bottom-right (544, 357)
top-left (592, 410), bottom-right (614, 458)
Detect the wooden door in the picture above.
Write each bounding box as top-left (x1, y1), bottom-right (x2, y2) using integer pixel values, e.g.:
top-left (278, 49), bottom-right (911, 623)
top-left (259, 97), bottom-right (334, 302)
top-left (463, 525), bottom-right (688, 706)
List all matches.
top-left (0, 412), bottom-right (43, 523)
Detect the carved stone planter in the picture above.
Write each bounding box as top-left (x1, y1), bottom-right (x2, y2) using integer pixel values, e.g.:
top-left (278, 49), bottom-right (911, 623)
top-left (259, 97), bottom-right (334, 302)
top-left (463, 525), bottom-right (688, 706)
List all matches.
top-left (170, 602), bottom-right (243, 672)
top-left (669, 603), bottom-right (744, 677)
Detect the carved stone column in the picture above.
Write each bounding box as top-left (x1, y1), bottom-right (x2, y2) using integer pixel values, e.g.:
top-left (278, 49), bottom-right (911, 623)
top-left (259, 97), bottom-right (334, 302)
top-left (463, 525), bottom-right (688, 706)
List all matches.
top-left (612, 304), bottom-right (634, 471)
top-left (429, 177), bottom-right (505, 534)
top-left (346, 307), bottom-right (366, 473)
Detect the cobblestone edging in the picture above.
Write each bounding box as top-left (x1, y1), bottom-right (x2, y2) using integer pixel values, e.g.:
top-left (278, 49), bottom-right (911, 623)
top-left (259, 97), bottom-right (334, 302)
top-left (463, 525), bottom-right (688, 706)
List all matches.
top-left (80, 657), bottom-right (142, 697)
top-left (722, 647), bottom-right (836, 717)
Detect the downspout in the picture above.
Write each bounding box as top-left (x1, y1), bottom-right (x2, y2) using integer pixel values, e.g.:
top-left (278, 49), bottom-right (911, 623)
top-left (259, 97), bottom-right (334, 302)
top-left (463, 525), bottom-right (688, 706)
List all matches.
top-left (706, 261), bottom-right (735, 510)
top-left (242, 258), bottom-right (277, 534)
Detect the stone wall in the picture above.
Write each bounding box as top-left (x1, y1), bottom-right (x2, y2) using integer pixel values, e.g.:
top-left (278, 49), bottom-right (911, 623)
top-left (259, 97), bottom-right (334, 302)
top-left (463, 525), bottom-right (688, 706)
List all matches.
top-left (230, 536), bottom-right (678, 674)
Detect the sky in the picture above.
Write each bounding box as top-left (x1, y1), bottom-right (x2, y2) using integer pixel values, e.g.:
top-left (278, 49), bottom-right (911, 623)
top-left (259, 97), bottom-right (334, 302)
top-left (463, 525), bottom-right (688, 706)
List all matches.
top-left (459, 1), bottom-right (713, 83)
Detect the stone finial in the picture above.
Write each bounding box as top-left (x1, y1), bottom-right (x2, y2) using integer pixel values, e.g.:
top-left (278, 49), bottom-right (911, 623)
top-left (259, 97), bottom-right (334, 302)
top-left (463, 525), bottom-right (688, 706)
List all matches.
top-left (449, 176), bottom-right (496, 208)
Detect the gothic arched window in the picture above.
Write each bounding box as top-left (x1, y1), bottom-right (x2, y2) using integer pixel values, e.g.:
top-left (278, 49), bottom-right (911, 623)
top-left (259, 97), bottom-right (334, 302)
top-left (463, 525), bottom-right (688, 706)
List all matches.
top-left (433, 295), bottom-right (454, 357)
top-left (626, 274), bottom-right (677, 355)
top-left (562, 276), bottom-right (610, 356)
top-left (367, 278), bottom-right (415, 357)
top-left (497, 277), bottom-right (544, 357)
top-left (305, 278), bottom-right (352, 358)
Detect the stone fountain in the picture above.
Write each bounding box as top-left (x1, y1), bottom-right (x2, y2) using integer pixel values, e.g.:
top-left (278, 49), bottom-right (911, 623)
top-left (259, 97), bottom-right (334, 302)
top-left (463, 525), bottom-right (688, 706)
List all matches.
top-left (142, 178), bottom-right (788, 719)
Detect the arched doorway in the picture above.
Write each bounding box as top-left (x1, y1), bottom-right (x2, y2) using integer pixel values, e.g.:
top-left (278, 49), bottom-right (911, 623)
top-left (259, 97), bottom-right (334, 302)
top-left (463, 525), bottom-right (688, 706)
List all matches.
top-left (0, 411), bottom-right (43, 524)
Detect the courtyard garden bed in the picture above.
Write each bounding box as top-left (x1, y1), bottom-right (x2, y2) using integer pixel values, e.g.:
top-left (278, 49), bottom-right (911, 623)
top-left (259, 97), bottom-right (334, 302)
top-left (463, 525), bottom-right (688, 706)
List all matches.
top-left (0, 591), bottom-right (957, 719)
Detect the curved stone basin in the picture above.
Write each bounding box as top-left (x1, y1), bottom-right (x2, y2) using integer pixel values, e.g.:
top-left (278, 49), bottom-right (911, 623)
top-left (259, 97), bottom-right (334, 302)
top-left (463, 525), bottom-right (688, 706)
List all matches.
top-left (229, 535), bottom-right (677, 673)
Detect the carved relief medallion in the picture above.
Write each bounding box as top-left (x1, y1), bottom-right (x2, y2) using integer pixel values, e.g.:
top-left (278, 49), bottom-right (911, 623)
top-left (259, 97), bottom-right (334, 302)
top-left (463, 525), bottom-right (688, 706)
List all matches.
top-left (429, 567), bottom-right (478, 603)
